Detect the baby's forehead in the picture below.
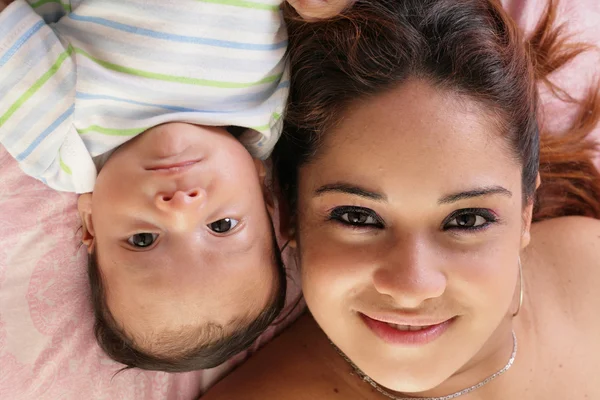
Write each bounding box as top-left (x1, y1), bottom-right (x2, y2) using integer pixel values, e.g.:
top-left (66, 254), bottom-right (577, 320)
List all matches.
top-left (126, 299), bottom-right (273, 357)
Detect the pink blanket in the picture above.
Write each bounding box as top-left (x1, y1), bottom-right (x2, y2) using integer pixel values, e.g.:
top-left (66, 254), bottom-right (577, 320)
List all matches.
top-left (0, 0), bottom-right (598, 398)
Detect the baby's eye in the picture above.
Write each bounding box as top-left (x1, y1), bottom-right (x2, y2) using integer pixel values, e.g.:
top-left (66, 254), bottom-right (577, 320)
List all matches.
top-left (128, 233), bottom-right (158, 248)
top-left (208, 218), bottom-right (239, 233)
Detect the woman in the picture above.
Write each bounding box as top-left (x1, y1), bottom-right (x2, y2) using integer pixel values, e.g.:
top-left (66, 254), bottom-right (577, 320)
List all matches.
top-left (204, 0), bottom-right (600, 398)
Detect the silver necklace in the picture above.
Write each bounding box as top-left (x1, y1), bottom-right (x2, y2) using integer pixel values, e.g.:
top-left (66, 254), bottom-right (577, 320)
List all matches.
top-left (331, 330), bottom-right (517, 400)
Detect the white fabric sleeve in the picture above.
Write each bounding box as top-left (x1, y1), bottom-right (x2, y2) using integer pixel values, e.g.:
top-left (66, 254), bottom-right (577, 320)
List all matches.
top-left (0, 0), bottom-right (96, 193)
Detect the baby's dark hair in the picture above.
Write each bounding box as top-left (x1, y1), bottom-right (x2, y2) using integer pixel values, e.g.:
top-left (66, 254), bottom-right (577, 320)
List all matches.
top-left (87, 223), bottom-right (287, 372)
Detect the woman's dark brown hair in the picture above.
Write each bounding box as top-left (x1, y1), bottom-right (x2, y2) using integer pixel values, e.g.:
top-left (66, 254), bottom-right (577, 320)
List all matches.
top-left (274, 0), bottom-right (600, 222)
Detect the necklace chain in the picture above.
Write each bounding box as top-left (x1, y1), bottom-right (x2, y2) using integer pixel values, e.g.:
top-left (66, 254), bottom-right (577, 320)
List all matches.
top-left (331, 331), bottom-right (517, 400)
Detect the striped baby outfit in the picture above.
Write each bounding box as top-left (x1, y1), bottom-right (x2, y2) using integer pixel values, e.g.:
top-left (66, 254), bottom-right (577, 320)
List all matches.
top-left (0, 0), bottom-right (288, 193)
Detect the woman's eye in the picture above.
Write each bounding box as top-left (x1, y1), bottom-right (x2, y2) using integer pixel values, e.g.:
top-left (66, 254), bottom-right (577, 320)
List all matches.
top-left (208, 218), bottom-right (239, 233)
top-left (341, 211), bottom-right (378, 225)
top-left (444, 209), bottom-right (497, 231)
top-left (128, 233), bottom-right (158, 248)
top-left (330, 207), bottom-right (382, 227)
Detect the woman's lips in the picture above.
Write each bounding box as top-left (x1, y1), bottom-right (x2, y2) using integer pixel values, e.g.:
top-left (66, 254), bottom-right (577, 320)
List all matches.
top-left (360, 313), bottom-right (455, 346)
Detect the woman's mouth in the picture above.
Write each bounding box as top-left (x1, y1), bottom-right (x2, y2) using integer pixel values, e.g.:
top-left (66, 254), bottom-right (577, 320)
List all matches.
top-left (360, 313), bottom-right (455, 346)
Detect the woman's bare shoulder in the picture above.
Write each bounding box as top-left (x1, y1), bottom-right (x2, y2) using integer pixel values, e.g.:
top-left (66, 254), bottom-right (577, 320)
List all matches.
top-left (527, 216), bottom-right (600, 316)
top-left (529, 216), bottom-right (600, 264)
top-left (203, 314), bottom-right (371, 400)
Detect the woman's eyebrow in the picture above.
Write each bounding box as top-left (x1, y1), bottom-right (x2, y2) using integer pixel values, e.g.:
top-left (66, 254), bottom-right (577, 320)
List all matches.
top-left (438, 186), bottom-right (512, 204)
top-left (315, 182), bottom-right (386, 201)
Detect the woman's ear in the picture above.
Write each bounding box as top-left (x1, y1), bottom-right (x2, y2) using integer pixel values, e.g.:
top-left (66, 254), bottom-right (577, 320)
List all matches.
top-left (520, 173), bottom-right (541, 250)
top-left (78, 194), bottom-right (95, 253)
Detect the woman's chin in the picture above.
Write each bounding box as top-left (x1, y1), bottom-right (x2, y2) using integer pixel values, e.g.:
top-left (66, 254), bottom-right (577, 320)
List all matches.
top-left (367, 372), bottom-right (449, 397)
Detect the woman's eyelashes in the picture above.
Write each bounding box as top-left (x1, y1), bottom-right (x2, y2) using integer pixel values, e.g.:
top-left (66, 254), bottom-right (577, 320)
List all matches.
top-left (328, 206), bottom-right (384, 228)
top-left (327, 206), bottom-right (499, 233)
top-left (442, 208), bottom-right (499, 232)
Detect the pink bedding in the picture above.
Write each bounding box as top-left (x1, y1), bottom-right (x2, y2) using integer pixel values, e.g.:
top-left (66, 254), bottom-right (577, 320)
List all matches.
top-left (0, 0), bottom-right (598, 399)
top-left (0, 146), bottom-right (303, 398)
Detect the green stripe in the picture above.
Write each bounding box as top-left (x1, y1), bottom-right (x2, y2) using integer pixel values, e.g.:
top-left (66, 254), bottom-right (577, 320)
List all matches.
top-left (197, 0), bottom-right (278, 10)
top-left (250, 112), bottom-right (282, 132)
top-left (0, 46), bottom-right (74, 128)
top-left (78, 125), bottom-right (147, 136)
top-left (59, 155), bottom-right (72, 175)
top-left (74, 48), bottom-right (282, 89)
top-left (250, 123), bottom-right (270, 132)
top-left (30, 0), bottom-right (72, 12)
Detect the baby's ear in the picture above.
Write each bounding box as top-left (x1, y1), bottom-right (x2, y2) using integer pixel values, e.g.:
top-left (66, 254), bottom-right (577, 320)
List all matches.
top-left (273, 184), bottom-right (297, 249)
top-left (254, 159), bottom-right (276, 213)
top-left (78, 194), bottom-right (95, 252)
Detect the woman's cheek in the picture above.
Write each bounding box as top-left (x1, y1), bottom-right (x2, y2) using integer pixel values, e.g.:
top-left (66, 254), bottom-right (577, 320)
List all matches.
top-left (444, 239), bottom-right (518, 315)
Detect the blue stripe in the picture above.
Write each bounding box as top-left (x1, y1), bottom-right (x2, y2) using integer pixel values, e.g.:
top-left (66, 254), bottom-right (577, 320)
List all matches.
top-left (75, 92), bottom-right (234, 114)
top-left (82, 0), bottom-right (281, 34)
top-left (0, 2), bottom-right (35, 40)
top-left (74, 90), bottom-right (288, 125)
top-left (74, 64), bottom-right (285, 108)
top-left (2, 47), bottom-right (74, 150)
top-left (0, 20), bottom-right (45, 67)
top-left (0, 29), bottom-right (61, 103)
top-left (16, 105), bottom-right (75, 161)
top-left (68, 14), bottom-right (287, 51)
top-left (54, 23), bottom-right (283, 74)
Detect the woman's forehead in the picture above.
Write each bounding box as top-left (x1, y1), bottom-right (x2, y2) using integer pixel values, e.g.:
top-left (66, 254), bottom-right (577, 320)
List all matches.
top-left (319, 82), bottom-right (508, 159)
top-left (302, 81), bottom-right (521, 198)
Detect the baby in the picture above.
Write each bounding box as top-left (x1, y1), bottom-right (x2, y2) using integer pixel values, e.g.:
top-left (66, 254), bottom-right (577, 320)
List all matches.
top-left (0, 0), bottom-right (350, 372)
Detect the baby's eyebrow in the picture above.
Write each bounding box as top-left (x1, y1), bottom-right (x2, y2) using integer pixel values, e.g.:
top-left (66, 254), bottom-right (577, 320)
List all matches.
top-left (438, 186), bottom-right (512, 205)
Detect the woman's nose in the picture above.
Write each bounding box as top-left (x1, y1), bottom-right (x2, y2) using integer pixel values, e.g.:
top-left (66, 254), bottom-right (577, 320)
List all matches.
top-left (372, 240), bottom-right (447, 308)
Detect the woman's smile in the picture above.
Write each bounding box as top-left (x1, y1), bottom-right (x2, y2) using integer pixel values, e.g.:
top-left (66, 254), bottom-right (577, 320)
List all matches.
top-left (359, 313), bottom-right (456, 346)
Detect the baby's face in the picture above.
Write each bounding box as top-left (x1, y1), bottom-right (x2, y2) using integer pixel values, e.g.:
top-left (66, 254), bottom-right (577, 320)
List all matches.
top-left (78, 123), bottom-right (277, 340)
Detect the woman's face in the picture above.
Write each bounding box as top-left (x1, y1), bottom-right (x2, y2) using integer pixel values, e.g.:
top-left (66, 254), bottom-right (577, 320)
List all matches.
top-left (294, 80), bottom-right (534, 392)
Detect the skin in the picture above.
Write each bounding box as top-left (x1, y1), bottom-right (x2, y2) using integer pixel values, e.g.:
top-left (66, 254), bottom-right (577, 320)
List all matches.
top-left (67, 0), bottom-right (356, 351)
top-left (287, 0), bottom-right (356, 20)
top-left (78, 123), bottom-right (276, 342)
top-left (203, 80), bottom-right (600, 399)
top-left (294, 81), bottom-right (530, 395)
top-left (4, 0), bottom-right (356, 349)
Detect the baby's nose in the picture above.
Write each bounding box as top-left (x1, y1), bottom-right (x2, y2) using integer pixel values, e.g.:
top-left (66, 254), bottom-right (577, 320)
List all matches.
top-left (155, 188), bottom-right (206, 212)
